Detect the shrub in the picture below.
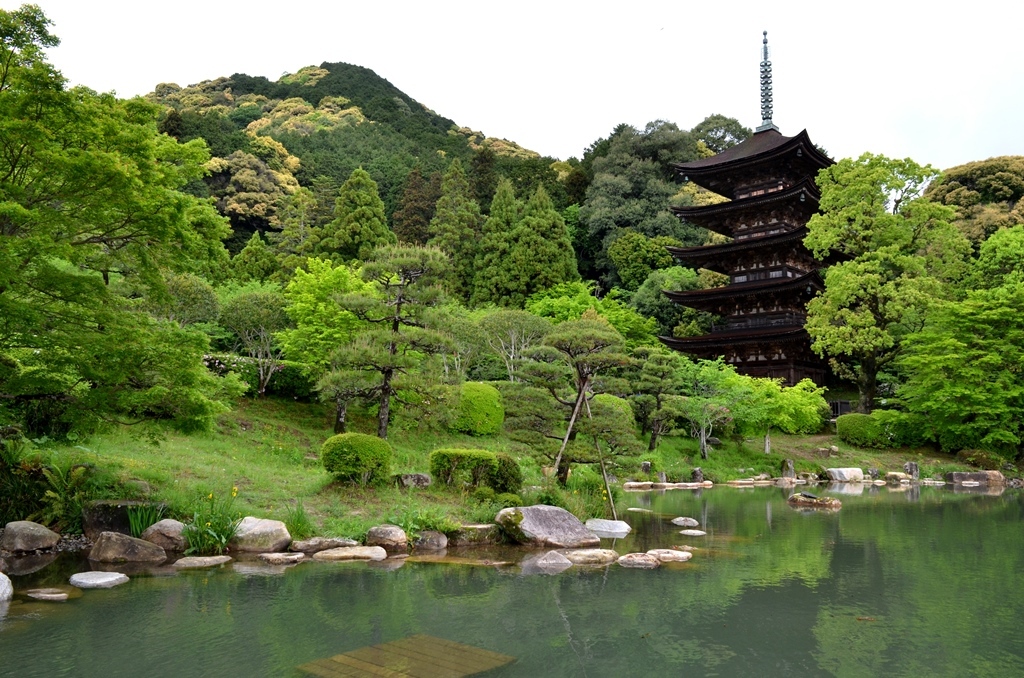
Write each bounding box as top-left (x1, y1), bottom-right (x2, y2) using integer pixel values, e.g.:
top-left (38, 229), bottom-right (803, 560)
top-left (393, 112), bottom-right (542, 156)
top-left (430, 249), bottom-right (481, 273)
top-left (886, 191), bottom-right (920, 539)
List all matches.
top-left (487, 453), bottom-right (523, 494)
top-left (956, 449), bottom-right (1005, 470)
top-left (429, 448), bottom-right (498, 487)
top-left (495, 492), bottom-right (522, 508)
top-left (449, 382), bottom-right (504, 436)
top-left (472, 486), bottom-right (497, 503)
top-left (872, 410), bottom-right (933, 448)
top-left (321, 433), bottom-right (393, 486)
top-left (836, 413), bottom-right (883, 448)
top-left (127, 503), bottom-right (166, 538)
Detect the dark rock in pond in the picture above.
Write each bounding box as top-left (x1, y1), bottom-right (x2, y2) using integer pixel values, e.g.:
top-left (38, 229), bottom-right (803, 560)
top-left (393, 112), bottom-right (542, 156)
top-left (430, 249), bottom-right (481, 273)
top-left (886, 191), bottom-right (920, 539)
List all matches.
top-left (2, 552), bottom-right (57, 576)
top-left (88, 531), bottom-right (167, 564)
top-left (781, 459), bottom-right (796, 479)
top-left (289, 537), bottom-right (358, 553)
top-left (1008, 478), bottom-right (1024, 489)
top-left (230, 517), bottom-right (291, 552)
top-left (413, 530), bottom-right (447, 551)
top-left (141, 519), bottom-right (186, 552)
top-left (395, 473), bottom-right (432, 489)
top-left (640, 461), bottom-right (652, 474)
top-left (691, 467), bottom-right (704, 483)
top-left (447, 524), bottom-right (500, 547)
top-left (1, 521), bottom-right (60, 553)
top-left (868, 468), bottom-right (880, 480)
top-left (903, 461), bottom-right (920, 480)
top-left (945, 471), bottom-right (1005, 486)
top-left (495, 505), bottom-right (600, 549)
top-left (365, 524), bottom-right (408, 551)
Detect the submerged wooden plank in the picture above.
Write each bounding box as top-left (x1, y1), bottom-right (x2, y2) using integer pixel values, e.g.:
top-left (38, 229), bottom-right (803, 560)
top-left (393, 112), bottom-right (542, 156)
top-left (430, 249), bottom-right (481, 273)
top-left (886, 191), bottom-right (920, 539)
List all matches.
top-left (297, 634), bottom-right (515, 678)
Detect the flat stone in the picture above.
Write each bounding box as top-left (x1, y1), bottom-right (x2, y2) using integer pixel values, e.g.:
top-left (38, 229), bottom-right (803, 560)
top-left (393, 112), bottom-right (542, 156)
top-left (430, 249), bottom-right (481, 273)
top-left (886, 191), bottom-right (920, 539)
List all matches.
top-left (617, 553), bottom-right (660, 569)
top-left (0, 573), bottom-right (11, 601)
top-left (365, 524), bottom-right (408, 550)
top-left (232, 562), bottom-right (289, 576)
top-left (679, 529), bottom-right (707, 537)
top-left (312, 546), bottom-right (387, 562)
top-left (412, 530), bottom-right (447, 551)
top-left (727, 479), bottom-right (754, 486)
top-left (671, 517), bottom-right (699, 528)
top-left (141, 519), bottom-right (186, 552)
top-left (886, 472), bottom-right (910, 483)
top-left (495, 505), bottom-right (600, 548)
top-left (946, 471), bottom-right (1006, 485)
top-left (172, 555), bottom-right (232, 569)
top-left (258, 552), bottom-right (304, 565)
top-left (826, 468), bottom-right (865, 482)
top-left (521, 550), bottom-right (574, 575)
top-left (584, 519), bottom-right (631, 539)
top-left (89, 531), bottom-right (167, 563)
top-left (447, 524), bottom-right (500, 546)
top-left (623, 481), bottom-right (653, 491)
top-left (25, 588), bottom-right (69, 602)
top-left (289, 537), bottom-right (358, 553)
top-left (1, 521), bottom-right (60, 553)
top-left (229, 517), bottom-right (291, 553)
top-left (671, 482), bottom-right (704, 490)
top-left (647, 549), bottom-right (693, 563)
top-left (557, 549), bottom-right (619, 565)
top-left (626, 508), bottom-right (653, 513)
top-left (69, 571), bottom-right (129, 589)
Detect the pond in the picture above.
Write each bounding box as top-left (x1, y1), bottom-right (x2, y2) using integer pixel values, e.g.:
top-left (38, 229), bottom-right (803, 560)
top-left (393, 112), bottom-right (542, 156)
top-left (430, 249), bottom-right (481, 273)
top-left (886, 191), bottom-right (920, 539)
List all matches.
top-left (2, 485), bottom-right (1023, 677)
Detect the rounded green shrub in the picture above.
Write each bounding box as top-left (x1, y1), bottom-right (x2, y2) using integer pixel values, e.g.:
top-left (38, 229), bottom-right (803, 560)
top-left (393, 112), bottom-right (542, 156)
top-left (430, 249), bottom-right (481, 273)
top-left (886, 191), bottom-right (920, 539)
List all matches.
top-left (495, 492), bottom-right (522, 508)
top-left (871, 410), bottom-right (933, 448)
top-left (321, 433), bottom-right (392, 485)
top-left (487, 453), bottom-right (523, 494)
top-left (836, 413), bottom-right (883, 448)
top-left (429, 448), bottom-right (498, 487)
top-left (449, 382), bottom-right (504, 436)
top-left (472, 486), bottom-right (497, 503)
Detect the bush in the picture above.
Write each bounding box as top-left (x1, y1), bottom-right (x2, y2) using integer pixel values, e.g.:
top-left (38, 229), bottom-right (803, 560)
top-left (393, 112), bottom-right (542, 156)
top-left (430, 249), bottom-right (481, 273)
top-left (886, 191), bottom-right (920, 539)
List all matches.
top-left (472, 486), bottom-right (497, 503)
top-left (487, 453), bottom-right (523, 494)
top-left (321, 433), bottom-right (393, 486)
top-left (836, 413), bottom-right (883, 448)
top-left (838, 410), bottom-right (933, 449)
top-left (449, 382), bottom-right (504, 435)
top-left (956, 449), bottom-right (1005, 470)
top-left (495, 492), bottom-right (522, 508)
top-left (429, 448), bottom-right (497, 487)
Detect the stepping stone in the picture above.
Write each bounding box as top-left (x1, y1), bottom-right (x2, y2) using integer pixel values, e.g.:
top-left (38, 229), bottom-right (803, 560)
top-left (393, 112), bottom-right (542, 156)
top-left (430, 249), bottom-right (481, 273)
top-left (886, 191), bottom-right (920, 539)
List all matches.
top-left (647, 549), bottom-right (693, 563)
top-left (258, 552), bottom-right (304, 565)
top-left (312, 546), bottom-right (387, 562)
top-left (671, 517), bottom-right (699, 527)
top-left (26, 588), bottom-right (69, 602)
top-left (172, 555), bottom-right (232, 569)
top-left (584, 519), bottom-right (631, 539)
top-left (558, 549), bottom-right (619, 565)
top-left (679, 529), bottom-right (707, 536)
top-left (69, 571), bottom-right (129, 589)
top-left (626, 508), bottom-right (653, 513)
top-left (617, 553), bottom-right (660, 569)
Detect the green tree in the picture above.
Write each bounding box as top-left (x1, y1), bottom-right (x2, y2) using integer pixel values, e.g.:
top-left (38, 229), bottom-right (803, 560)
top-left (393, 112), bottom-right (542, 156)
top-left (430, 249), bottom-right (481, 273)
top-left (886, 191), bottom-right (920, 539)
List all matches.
top-left (606, 230), bottom-right (683, 291)
top-left (471, 177), bottom-right (521, 306)
top-left (689, 113), bottom-right (752, 154)
top-left (148, 273), bottom-right (219, 328)
top-left (738, 378), bottom-right (828, 454)
top-left (317, 167), bottom-right (395, 263)
top-left (677, 359), bottom-right (751, 459)
top-left (476, 309), bottom-right (552, 381)
top-left (804, 153), bottom-right (971, 412)
top-left (428, 159), bottom-right (483, 302)
top-left (231, 231), bottom-right (280, 282)
top-left (220, 290), bottom-right (291, 396)
top-left (392, 166), bottom-right (441, 246)
top-left (525, 282), bottom-right (657, 349)
top-left (629, 346), bottom-right (688, 451)
top-left (924, 156), bottom-right (1024, 245)
top-left (267, 186), bottom-right (320, 280)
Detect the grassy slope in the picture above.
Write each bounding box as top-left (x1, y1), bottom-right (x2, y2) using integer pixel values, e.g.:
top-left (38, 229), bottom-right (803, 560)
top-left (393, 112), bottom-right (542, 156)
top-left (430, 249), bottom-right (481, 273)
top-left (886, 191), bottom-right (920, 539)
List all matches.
top-left (46, 397), bottom-right (973, 539)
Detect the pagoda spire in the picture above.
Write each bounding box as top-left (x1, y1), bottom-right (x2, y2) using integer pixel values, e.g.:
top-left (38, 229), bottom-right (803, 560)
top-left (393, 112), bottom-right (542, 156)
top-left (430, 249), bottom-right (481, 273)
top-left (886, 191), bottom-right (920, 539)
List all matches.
top-left (756, 31), bottom-right (778, 133)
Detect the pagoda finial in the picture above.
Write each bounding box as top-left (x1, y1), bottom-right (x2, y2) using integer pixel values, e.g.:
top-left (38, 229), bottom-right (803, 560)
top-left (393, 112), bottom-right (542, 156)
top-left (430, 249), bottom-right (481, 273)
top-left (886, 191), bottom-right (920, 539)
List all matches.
top-left (756, 30), bottom-right (778, 132)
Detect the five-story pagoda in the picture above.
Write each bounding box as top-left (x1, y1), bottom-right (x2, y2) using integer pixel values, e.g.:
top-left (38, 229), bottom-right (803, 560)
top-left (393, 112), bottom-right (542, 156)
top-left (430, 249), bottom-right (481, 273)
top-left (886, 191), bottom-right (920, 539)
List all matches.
top-left (660, 32), bottom-right (833, 385)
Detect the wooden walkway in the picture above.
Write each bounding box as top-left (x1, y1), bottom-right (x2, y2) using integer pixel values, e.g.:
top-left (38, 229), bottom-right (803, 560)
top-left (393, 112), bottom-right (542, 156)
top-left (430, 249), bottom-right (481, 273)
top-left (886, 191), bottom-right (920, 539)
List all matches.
top-left (297, 634), bottom-right (515, 677)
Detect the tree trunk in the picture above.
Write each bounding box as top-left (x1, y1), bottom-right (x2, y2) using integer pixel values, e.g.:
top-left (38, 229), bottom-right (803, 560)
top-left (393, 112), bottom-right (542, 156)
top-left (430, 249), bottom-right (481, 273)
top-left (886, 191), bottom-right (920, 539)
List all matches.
top-left (378, 369), bottom-right (393, 439)
top-left (552, 379), bottom-right (588, 483)
top-left (648, 421), bottom-right (661, 452)
top-left (700, 426), bottom-right (709, 460)
top-left (857, 356), bottom-right (878, 413)
top-left (333, 397), bottom-right (348, 434)
top-left (764, 427), bottom-right (771, 455)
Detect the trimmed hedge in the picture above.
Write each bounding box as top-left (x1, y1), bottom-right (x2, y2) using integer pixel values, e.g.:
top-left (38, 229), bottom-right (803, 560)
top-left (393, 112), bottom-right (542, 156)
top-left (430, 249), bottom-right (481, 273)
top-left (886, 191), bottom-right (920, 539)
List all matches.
top-left (487, 452), bottom-right (523, 494)
top-left (449, 382), bottom-right (504, 435)
top-left (837, 410), bottom-right (934, 449)
top-left (321, 433), bottom-right (392, 486)
top-left (836, 413), bottom-right (882, 447)
top-left (429, 448), bottom-right (497, 487)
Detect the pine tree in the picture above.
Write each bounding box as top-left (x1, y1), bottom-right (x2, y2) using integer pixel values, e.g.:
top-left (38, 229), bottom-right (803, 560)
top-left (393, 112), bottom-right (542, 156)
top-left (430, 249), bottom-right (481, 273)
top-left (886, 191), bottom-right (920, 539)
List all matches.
top-left (316, 168), bottom-right (395, 263)
top-left (428, 158), bottom-right (483, 302)
top-left (472, 177), bottom-right (521, 306)
top-left (231, 231), bottom-right (280, 282)
top-left (392, 167), bottom-right (441, 245)
top-left (268, 187), bottom-right (320, 280)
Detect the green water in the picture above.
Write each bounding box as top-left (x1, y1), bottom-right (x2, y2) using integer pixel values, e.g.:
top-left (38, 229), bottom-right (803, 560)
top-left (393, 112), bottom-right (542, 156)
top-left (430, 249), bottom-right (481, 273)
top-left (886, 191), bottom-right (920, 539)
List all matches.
top-left (2, 486), bottom-right (1023, 677)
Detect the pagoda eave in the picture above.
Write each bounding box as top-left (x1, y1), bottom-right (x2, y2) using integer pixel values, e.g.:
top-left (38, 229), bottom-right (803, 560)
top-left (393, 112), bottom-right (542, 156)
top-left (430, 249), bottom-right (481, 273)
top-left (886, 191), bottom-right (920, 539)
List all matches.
top-left (670, 180), bottom-right (819, 222)
top-left (658, 325), bottom-right (809, 351)
top-left (664, 270), bottom-right (823, 307)
top-left (667, 226), bottom-right (812, 271)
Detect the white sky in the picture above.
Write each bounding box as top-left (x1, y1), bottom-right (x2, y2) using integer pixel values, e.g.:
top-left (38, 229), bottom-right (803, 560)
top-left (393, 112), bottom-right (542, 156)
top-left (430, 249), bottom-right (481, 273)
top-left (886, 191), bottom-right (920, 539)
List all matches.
top-left (12, 0), bottom-right (1024, 169)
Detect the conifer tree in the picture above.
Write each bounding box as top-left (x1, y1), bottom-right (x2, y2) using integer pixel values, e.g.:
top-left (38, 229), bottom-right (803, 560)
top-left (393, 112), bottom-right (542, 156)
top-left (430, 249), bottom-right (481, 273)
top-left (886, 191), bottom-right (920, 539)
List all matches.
top-left (232, 232), bottom-right (280, 282)
top-left (316, 168), bottom-right (395, 263)
top-left (471, 177), bottom-right (521, 306)
top-left (428, 158), bottom-right (483, 302)
top-left (268, 187), bottom-right (320, 280)
top-left (393, 167), bottom-right (442, 245)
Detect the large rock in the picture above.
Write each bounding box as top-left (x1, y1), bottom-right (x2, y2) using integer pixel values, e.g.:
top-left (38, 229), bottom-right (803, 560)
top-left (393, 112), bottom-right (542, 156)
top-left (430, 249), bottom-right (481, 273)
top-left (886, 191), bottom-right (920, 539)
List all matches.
top-left (447, 524), bottom-right (501, 546)
top-left (412, 530), bottom-right (447, 551)
top-left (584, 519), bottom-right (631, 539)
top-left (312, 546), bottom-right (387, 561)
top-left (289, 537), bottom-right (358, 553)
top-left (946, 471), bottom-right (1005, 485)
top-left (395, 473), bottom-right (432, 489)
top-left (647, 549), bottom-right (693, 563)
top-left (886, 472), bottom-right (910, 484)
top-left (141, 519), bottom-right (186, 552)
top-left (0, 572), bottom-right (11, 601)
top-left (521, 551), bottom-right (574, 575)
top-left (82, 500), bottom-right (163, 540)
top-left (88, 531), bottom-right (167, 563)
top-left (826, 468), bottom-right (865, 482)
top-left (229, 517), bottom-right (291, 553)
top-left (1, 521), bottom-right (60, 553)
top-left (495, 505), bottom-right (600, 548)
top-left (670, 517), bottom-right (700, 528)
top-left (781, 459), bottom-right (796, 479)
top-left (365, 524), bottom-right (408, 550)
top-left (558, 549), bottom-right (619, 565)
top-left (617, 553), bottom-right (660, 569)
top-left (69, 571), bottom-right (129, 589)
top-left (1, 552), bottom-right (56, 576)
top-left (903, 461), bottom-right (920, 480)
top-left (172, 555), bottom-right (232, 569)
top-left (691, 467), bottom-right (704, 483)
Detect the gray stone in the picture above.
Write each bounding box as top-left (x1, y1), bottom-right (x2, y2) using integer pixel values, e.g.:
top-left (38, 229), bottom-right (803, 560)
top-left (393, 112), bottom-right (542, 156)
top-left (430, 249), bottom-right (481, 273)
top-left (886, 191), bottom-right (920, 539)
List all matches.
top-left (172, 555), bottom-right (232, 569)
top-left (647, 549), bottom-right (693, 563)
top-left (0, 572), bottom-right (11, 601)
top-left (781, 459), bottom-right (796, 479)
top-left (521, 550), bottom-right (574, 575)
top-left (623, 481), bottom-right (653, 491)
top-left (26, 588), bottom-right (69, 602)
top-left (867, 468), bottom-right (880, 480)
top-left (656, 472), bottom-right (667, 483)
top-left (229, 517), bottom-right (291, 552)
top-left (1, 552), bottom-right (56, 576)
top-left (89, 531), bottom-right (167, 564)
top-left (671, 517), bottom-right (700, 528)
top-left (640, 461), bottom-right (652, 473)
top-left (903, 461), bottom-right (920, 480)
top-left (679, 529), bottom-right (707, 536)
top-left (447, 524), bottom-right (500, 546)
top-left (69, 571), bottom-right (129, 589)
top-left (558, 549), bottom-right (619, 565)
top-left (258, 552), bottom-right (304, 565)
top-left (946, 471), bottom-right (1005, 485)
top-left (584, 519), bottom-right (631, 539)
top-left (312, 546), bottom-right (387, 562)
top-left (495, 505), bottom-right (600, 548)
top-left (289, 537), bottom-right (358, 553)
top-left (141, 519), bottom-right (186, 552)
top-left (1, 521), bottom-right (60, 553)
top-left (626, 508), bottom-right (653, 514)
top-left (691, 467), bottom-right (704, 483)
top-left (826, 468), bottom-right (865, 482)
top-left (412, 530), bottom-right (447, 551)
top-left (886, 471), bottom-right (910, 483)
top-left (617, 553), bottom-right (660, 569)
top-left (395, 473), bottom-right (432, 488)
top-left (365, 524), bottom-right (408, 550)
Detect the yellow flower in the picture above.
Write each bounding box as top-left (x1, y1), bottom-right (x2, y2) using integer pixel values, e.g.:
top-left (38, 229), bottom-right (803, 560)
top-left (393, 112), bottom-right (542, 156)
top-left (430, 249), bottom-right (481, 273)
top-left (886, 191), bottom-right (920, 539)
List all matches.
top-left (208, 493), bottom-right (213, 499)
top-left (231, 487), bottom-right (238, 497)
top-left (206, 522), bottom-right (211, 527)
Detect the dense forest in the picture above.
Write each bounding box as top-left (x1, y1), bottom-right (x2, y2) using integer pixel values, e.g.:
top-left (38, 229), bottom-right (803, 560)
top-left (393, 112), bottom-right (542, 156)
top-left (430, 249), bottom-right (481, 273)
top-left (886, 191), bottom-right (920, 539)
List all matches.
top-left (2, 2), bottom-right (1023, 485)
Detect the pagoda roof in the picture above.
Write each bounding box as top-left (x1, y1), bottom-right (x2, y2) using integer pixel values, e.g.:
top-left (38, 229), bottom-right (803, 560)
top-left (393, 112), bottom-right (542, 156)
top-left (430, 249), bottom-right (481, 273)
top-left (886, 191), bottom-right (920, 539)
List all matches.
top-left (672, 129), bottom-right (832, 197)
top-left (659, 325), bottom-right (809, 352)
top-left (666, 226), bottom-right (812, 273)
top-left (670, 179), bottom-right (818, 221)
top-left (663, 270), bottom-right (822, 310)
